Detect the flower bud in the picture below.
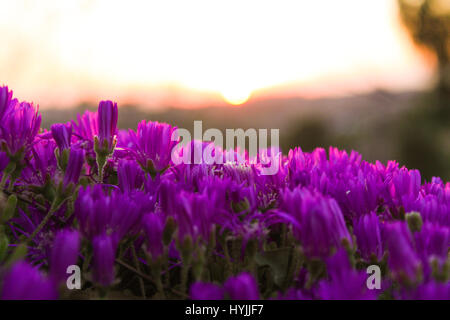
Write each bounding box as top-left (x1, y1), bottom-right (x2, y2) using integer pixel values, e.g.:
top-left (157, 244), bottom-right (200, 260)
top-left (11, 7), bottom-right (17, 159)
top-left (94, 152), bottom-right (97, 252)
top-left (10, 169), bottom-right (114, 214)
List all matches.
top-left (406, 211), bottom-right (423, 233)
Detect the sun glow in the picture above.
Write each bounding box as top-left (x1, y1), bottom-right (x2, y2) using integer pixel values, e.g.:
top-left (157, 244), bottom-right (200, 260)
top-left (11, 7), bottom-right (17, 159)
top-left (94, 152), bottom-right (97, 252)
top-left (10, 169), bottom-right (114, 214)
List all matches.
top-left (0, 0), bottom-right (432, 108)
top-left (220, 85), bottom-right (253, 105)
top-left (222, 91), bottom-right (251, 106)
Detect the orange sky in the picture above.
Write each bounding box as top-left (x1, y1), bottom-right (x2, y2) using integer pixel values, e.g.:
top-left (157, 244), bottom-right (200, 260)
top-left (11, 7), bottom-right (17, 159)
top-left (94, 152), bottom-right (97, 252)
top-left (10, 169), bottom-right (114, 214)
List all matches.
top-left (0, 0), bottom-right (434, 108)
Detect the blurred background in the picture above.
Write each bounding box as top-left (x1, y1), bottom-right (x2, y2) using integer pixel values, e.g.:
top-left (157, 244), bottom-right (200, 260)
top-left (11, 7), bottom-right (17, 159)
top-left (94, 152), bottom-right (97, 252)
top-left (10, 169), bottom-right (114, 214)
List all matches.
top-left (1, 0), bottom-right (449, 180)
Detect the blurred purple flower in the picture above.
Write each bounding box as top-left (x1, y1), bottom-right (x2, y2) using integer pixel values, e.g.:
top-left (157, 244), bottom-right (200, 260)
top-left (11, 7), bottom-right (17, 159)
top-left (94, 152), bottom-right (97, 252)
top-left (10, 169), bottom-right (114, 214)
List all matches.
top-left (49, 229), bottom-right (80, 283)
top-left (190, 282), bottom-right (224, 300)
top-left (414, 222), bottom-right (449, 278)
top-left (403, 281), bottom-right (450, 300)
top-left (92, 233), bottom-right (117, 287)
top-left (317, 249), bottom-right (378, 300)
top-left (353, 212), bottom-right (383, 261)
top-left (383, 222), bottom-right (421, 280)
top-left (142, 212), bottom-right (165, 259)
top-left (276, 187), bottom-right (352, 258)
top-left (224, 272), bottom-right (259, 300)
top-left (1, 261), bottom-right (58, 300)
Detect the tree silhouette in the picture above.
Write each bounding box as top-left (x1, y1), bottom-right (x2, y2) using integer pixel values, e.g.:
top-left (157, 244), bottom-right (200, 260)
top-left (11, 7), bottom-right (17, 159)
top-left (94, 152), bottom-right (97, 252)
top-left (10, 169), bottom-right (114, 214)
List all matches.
top-left (398, 0), bottom-right (450, 95)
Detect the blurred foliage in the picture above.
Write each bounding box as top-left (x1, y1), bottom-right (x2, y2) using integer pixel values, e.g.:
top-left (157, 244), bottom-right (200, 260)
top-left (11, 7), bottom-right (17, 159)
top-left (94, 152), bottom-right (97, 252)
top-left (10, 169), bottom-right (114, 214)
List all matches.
top-left (395, 0), bottom-right (450, 180)
top-left (398, 0), bottom-right (450, 94)
top-left (283, 89), bottom-right (450, 181)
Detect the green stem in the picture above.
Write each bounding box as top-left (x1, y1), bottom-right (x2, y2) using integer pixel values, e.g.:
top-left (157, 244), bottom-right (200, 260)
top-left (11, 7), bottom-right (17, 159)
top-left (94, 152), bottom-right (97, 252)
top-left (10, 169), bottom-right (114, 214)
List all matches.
top-left (222, 239), bottom-right (233, 278)
top-left (163, 246), bottom-right (170, 287)
top-left (151, 259), bottom-right (165, 298)
top-left (6, 178), bottom-right (16, 192)
top-left (97, 155), bottom-right (107, 183)
top-left (180, 253), bottom-right (192, 294)
top-left (0, 161), bottom-right (16, 191)
top-left (0, 175), bottom-right (7, 191)
top-left (131, 245), bottom-right (146, 299)
top-left (29, 199), bottom-right (60, 241)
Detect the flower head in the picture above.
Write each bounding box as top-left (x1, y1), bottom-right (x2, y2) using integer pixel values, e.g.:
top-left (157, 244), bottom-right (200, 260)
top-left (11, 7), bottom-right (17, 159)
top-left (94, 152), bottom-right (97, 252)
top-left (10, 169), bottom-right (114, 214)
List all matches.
top-left (1, 261), bottom-right (57, 300)
top-left (0, 101), bottom-right (41, 156)
top-left (277, 187), bottom-right (352, 258)
top-left (51, 123), bottom-right (72, 151)
top-left (317, 249), bottom-right (378, 300)
top-left (224, 272), bottom-right (259, 300)
top-left (71, 110), bottom-right (98, 142)
top-left (63, 146), bottom-right (85, 187)
top-left (117, 159), bottom-right (145, 193)
top-left (190, 282), bottom-right (224, 300)
top-left (353, 212), bottom-right (383, 261)
top-left (0, 85), bottom-right (13, 121)
top-left (97, 100), bottom-right (118, 152)
top-left (92, 233), bottom-right (117, 287)
top-left (383, 222), bottom-right (421, 281)
top-left (128, 120), bottom-right (178, 174)
top-left (142, 212), bottom-right (165, 260)
top-left (20, 138), bottom-right (58, 186)
top-left (49, 229), bottom-right (80, 283)
top-left (75, 185), bottom-right (152, 240)
top-left (402, 281), bottom-right (450, 300)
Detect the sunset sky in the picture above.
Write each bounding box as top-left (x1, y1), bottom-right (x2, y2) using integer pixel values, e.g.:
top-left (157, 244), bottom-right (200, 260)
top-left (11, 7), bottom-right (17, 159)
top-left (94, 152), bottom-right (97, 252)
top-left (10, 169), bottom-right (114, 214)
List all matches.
top-left (0, 0), bottom-right (435, 108)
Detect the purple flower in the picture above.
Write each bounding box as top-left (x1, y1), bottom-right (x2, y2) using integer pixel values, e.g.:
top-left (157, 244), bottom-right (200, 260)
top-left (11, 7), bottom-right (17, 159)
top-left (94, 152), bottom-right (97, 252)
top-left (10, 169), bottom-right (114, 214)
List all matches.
top-left (389, 168), bottom-right (421, 214)
top-left (414, 222), bottom-right (449, 263)
top-left (1, 261), bottom-right (58, 300)
top-left (224, 272), bottom-right (259, 300)
top-left (0, 101), bottom-right (41, 156)
top-left (158, 183), bottom-right (231, 243)
top-left (190, 282), bottom-right (224, 300)
top-left (75, 185), bottom-right (152, 240)
top-left (402, 281), bottom-right (450, 300)
top-left (276, 187), bottom-right (352, 258)
top-left (142, 213), bottom-right (165, 259)
top-left (19, 138), bottom-right (57, 186)
top-left (317, 249), bottom-right (378, 300)
top-left (51, 123), bottom-right (72, 151)
top-left (383, 222), bottom-right (421, 280)
top-left (128, 120), bottom-right (178, 173)
top-left (92, 233), bottom-right (117, 286)
top-left (0, 85), bottom-right (13, 121)
top-left (117, 159), bottom-right (145, 193)
top-left (414, 222), bottom-right (449, 278)
top-left (49, 229), bottom-right (80, 283)
top-left (71, 110), bottom-right (98, 143)
top-left (63, 146), bottom-right (85, 187)
top-left (97, 100), bottom-right (118, 151)
top-left (353, 212), bottom-right (383, 261)
top-left (404, 194), bottom-right (450, 228)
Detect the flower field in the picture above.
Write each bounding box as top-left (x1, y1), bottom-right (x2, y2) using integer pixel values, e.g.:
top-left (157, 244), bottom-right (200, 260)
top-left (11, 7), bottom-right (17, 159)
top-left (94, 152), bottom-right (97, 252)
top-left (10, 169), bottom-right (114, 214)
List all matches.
top-left (0, 85), bottom-right (448, 300)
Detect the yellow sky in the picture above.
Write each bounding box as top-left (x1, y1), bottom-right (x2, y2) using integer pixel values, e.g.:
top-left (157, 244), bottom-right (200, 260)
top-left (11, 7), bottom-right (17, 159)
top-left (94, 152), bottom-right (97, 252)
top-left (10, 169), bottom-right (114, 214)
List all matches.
top-left (0, 0), bottom-right (434, 107)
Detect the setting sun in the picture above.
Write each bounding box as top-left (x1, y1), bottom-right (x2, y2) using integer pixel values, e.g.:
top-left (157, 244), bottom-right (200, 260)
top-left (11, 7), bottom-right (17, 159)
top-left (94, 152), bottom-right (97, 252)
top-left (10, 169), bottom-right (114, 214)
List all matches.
top-left (221, 88), bottom-right (252, 105)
